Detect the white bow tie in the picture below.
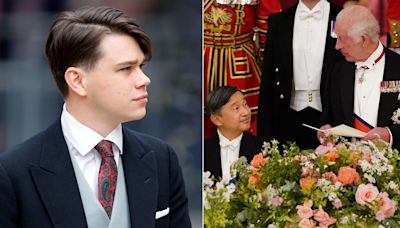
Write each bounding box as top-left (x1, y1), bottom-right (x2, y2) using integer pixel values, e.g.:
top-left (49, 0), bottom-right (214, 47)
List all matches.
top-left (355, 61), bottom-right (374, 70)
top-left (299, 9), bottom-right (322, 20)
top-left (220, 140), bottom-right (239, 149)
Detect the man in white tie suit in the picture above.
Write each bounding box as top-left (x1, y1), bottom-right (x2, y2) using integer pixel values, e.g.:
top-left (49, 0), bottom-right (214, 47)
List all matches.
top-left (319, 5), bottom-right (400, 149)
top-left (258, 0), bottom-right (343, 150)
top-left (204, 86), bottom-right (265, 180)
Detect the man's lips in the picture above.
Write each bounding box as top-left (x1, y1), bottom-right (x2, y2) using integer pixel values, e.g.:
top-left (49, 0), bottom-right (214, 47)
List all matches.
top-left (133, 94), bottom-right (148, 102)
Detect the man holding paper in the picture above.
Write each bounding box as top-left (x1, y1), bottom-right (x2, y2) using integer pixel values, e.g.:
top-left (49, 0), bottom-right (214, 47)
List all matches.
top-left (319, 5), bottom-right (400, 149)
top-left (257, 0), bottom-right (342, 149)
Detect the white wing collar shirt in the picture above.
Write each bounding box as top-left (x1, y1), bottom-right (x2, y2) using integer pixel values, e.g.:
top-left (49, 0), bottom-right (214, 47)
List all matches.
top-left (291, 0), bottom-right (330, 112)
top-left (218, 129), bottom-right (242, 181)
top-left (61, 104), bottom-right (123, 196)
top-left (354, 42), bottom-right (385, 127)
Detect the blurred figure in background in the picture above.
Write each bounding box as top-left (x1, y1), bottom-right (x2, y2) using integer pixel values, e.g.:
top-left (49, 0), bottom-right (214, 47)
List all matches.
top-left (257, 0), bottom-right (342, 149)
top-left (203, 0), bottom-right (281, 139)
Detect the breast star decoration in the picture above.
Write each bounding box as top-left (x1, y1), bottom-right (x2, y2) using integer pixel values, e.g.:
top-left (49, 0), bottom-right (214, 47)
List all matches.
top-left (391, 108), bottom-right (400, 125)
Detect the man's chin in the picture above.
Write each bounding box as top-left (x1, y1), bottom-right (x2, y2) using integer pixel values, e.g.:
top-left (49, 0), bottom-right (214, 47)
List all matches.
top-left (344, 56), bottom-right (355, 62)
top-left (241, 124), bottom-right (251, 132)
top-left (122, 110), bottom-right (147, 122)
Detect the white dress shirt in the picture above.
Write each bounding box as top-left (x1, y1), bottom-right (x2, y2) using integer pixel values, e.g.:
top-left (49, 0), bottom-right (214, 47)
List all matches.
top-left (218, 129), bottom-right (242, 181)
top-left (61, 104), bottom-right (123, 196)
top-left (354, 42), bottom-right (385, 127)
top-left (291, 0), bottom-right (330, 112)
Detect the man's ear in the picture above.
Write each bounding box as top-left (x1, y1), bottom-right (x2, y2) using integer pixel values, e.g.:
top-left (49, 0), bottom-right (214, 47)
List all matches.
top-left (210, 114), bottom-right (223, 127)
top-left (64, 67), bottom-right (88, 97)
top-left (361, 34), bottom-right (369, 47)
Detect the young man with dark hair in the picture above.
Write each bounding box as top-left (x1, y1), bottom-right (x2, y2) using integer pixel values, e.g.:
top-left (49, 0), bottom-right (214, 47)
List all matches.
top-left (0, 6), bottom-right (191, 228)
top-left (204, 86), bottom-right (264, 180)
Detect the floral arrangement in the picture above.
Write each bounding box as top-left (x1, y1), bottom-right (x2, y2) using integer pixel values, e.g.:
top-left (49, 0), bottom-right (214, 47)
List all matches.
top-left (203, 136), bottom-right (400, 227)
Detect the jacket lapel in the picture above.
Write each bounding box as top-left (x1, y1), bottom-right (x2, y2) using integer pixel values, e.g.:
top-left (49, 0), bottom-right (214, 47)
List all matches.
top-left (340, 63), bottom-right (356, 126)
top-left (321, 3), bottom-right (339, 93)
top-left (378, 49), bottom-right (399, 126)
top-left (239, 132), bottom-right (257, 163)
top-left (282, 7), bottom-right (296, 91)
top-left (121, 128), bottom-right (157, 228)
top-left (30, 121), bottom-right (87, 228)
top-left (208, 135), bottom-right (222, 178)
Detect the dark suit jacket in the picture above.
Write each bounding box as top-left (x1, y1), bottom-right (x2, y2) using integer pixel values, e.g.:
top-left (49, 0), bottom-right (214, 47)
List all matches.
top-left (321, 48), bottom-right (400, 149)
top-left (257, 3), bottom-right (342, 141)
top-left (0, 120), bottom-right (191, 228)
top-left (204, 131), bottom-right (265, 179)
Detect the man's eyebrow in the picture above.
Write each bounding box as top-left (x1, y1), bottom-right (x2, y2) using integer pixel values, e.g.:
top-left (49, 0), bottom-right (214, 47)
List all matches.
top-left (229, 101), bottom-right (239, 107)
top-left (115, 59), bottom-right (140, 66)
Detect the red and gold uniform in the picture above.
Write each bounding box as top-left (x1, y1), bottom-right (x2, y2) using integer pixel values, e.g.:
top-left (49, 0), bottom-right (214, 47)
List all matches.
top-left (387, 0), bottom-right (400, 51)
top-left (204, 0), bottom-right (281, 139)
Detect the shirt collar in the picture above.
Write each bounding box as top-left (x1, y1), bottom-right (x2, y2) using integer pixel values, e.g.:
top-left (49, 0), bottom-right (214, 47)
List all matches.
top-left (217, 129), bottom-right (243, 148)
top-left (355, 42), bottom-right (384, 70)
top-left (61, 104), bottom-right (123, 156)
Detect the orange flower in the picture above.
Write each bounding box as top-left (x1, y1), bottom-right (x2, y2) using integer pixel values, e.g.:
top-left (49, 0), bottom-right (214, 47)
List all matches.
top-left (337, 167), bottom-right (361, 186)
top-left (249, 172), bottom-right (260, 185)
top-left (350, 150), bottom-right (362, 168)
top-left (324, 151), bottom-right (339, 162)
top-left (300, 177), bottom-right (317, 190)
top-left (250, 153), bottom-right (268, 169)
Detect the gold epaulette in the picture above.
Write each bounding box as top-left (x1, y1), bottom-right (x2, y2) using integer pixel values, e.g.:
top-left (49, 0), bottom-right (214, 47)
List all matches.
top-left (389, 19), bottom-right (400, 48)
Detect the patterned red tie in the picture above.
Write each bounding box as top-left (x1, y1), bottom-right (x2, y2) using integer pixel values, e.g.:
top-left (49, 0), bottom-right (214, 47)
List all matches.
top-left (95, 140), bottom-right (118, 218)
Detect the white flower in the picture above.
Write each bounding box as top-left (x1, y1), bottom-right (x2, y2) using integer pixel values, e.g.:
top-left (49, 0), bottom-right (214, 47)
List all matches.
top-left (203, 171), bottom-right (214, 187)
top-left (280, 181), bottom-right (296, 192)
top-left (226, 183), bottom-right (236, 194)
top-left (388, 181), bottom-right (398, 190)
top-left (204, 197), bottom-right (210, 209)
top-left (364, 173), bottom-right (376, 183)
top-left (335, 182), bottom-right (343, 188)
top-left (267, 223), bottom-right (277, 228)
top-left (215, 181), bottom-right (224, 191)
top-left (328, 192), bottom-right (337, 201)
top-left (340, 216), bottom-right (349, 224)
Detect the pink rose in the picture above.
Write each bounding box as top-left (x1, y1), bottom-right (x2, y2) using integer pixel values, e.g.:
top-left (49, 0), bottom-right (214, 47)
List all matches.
top-left (374, 193), bottom-right (397, 221)
top-left (313, 206), bottom-right (336, 226)
top-left (296, 200), bottom-right (313, 219)
top-left (299, 218), bottom-right (314, 228)
top-left (332, 199), bottom-right (342, 209)
top-left (315, 143), bottom-right (334, 156)
top-left (271, 196), bottom-right (283, 207)
top-left (355, 184), bottom-right (379, 205)
top-left (301, 166), bottom-right (314, 177)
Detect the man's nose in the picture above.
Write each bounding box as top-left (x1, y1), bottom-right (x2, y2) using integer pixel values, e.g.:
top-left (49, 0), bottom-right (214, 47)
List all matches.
top-left (241, 107), bottom-right (250, 116)
top-left (335, 40), bottom-right (341, 51)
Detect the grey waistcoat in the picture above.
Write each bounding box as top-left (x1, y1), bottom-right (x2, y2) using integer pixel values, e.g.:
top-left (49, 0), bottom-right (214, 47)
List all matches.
top-left (70, 154), bottom-right (131, 228)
